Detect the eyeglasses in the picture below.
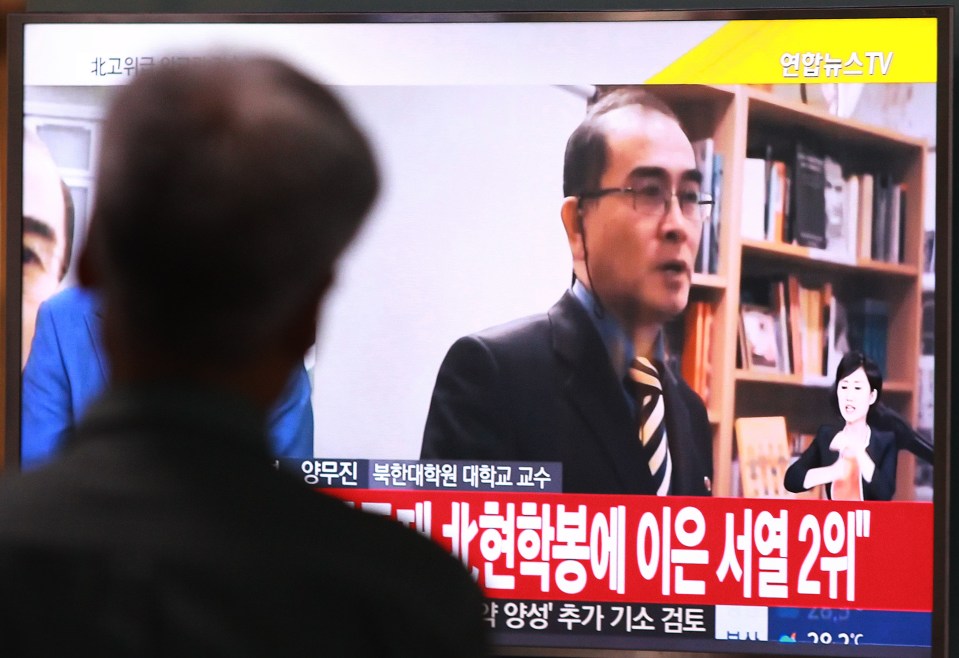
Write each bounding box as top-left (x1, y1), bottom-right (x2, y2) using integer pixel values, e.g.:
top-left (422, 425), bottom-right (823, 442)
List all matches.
top-left (578, 186), bottom-right (713, 224)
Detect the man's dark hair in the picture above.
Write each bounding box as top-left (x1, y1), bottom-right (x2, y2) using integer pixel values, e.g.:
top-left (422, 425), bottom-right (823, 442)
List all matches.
top-left (85, 56), bottom-right (378, 365)
top-left (59, 180), bottom-right (75, 281)
top-left (562, 86), bottom-right (683, 198)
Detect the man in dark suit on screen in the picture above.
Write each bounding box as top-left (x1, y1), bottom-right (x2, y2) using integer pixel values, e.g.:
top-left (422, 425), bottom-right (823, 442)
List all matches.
top-left (0, 57), bottom-right (486, 656)
top-left (421, 87), bottom-right (713, 496)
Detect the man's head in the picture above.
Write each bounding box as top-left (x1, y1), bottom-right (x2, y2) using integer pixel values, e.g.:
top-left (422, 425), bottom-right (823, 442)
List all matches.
top-left (80, 56), bottom-right (378, 399)
top-left (22, 129), bottom-right (75, 367)
top-left (560, 87), bottom-right (706, 332)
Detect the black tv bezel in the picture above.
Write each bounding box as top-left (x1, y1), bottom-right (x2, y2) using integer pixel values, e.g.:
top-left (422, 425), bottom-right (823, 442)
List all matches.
top-left (3, 8), bottom-right (954, 658)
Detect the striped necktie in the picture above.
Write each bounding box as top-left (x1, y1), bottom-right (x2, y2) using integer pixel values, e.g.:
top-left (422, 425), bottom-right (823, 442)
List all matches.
top-left (629, 357), bottom-right (672, 496)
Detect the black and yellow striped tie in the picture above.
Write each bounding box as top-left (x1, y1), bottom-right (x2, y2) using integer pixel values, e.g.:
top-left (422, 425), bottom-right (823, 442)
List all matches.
top-left (629, 357), bottom-right (672, 496)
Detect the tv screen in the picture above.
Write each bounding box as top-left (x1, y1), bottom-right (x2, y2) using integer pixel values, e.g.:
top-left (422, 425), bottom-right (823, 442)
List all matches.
top-left (4, 9), bottom-right (953, 657)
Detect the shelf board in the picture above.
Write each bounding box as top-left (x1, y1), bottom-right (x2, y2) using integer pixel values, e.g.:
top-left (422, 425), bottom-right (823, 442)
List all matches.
top-left (735, 369), bottom-right (803, 386)
top-left (735, 369), bottom-right (914, 394)
top-left (744, 87), bottom-right (927, 152)
top-left (741, 239), bottom-right (919, 278)
top-left (691, 272), bottom-right (726, 290)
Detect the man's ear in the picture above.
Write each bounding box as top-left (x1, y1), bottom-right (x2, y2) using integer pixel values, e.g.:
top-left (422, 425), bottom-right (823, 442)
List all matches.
top-left (560, 196), bottom-right (585, 263)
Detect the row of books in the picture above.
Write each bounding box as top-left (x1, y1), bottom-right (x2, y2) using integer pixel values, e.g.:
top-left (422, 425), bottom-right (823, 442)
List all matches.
top-left (692, 138), bottom-right (723, 276)
top-left (741, 142), bottom-right (907, 264)
top-left (663, 300), bottom-right (713, 405)
top-left (737, 275), bottom-right (889, 380)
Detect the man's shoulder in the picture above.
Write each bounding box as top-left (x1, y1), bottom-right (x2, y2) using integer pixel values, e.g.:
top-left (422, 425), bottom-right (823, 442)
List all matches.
top-left (453, 292), bottom-right (580, 351)
top-left (0, 460), bottom-right (486, 653)
top-left (464, 311), bottom-right (549, 346)
top-left (40, 286), bottom-right (99, 319)
top-left (0, 478), bottom-right (486, 655)
top-left (0, 461), bottom-right (467, 579)
top-left (287, 490), bottom-right (488, 653)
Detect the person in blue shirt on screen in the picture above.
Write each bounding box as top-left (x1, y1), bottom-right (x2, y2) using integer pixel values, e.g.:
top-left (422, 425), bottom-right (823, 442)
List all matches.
top-left (21, 128), bottom-right (75, 370)
top-left (21, 285), bottom-right (315, 468)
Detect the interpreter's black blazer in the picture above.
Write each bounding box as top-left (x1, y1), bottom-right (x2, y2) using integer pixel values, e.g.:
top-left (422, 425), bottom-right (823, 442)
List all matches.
top-left (784, 424), bottom-right (898, 501)
top-left (421, 291), bottom-right (713, 496)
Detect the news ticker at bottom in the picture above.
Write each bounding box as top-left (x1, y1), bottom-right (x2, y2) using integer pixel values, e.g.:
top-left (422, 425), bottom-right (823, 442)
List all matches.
top-left (326, 488), bottom-right (932, 610)
top-left (485, 600), bottom-right (930, 649)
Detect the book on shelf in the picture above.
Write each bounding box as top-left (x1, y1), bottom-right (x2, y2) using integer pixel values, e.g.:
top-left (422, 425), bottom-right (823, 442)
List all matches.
top-left (741, 156), bottom-right (767, 241)
top-left (893, 183), bottom-right (909, 263)
top-left (692, 138), bottom-right (724, 275)
top-left (800, 280), bottom-right (835, 381)
top-left (869, 174), bottom-right (906, 263)
top-left (921, 294), bottom-right (935, 354)
top-left (693, 138), bottom-right (713, 274)
top-left (785, 276), bottom-right (804, 377)
top-left (769, 280), bottom-right (792, 375)
top-left (889, 183), bottom-right (902, 263)
top-left (871, 173), bottom-right (889, 260)
top-left (823, 156), bottom-right (857, 262)
top-left (843, 171), bottom-right (860, 260)
top-left (796, 284), bottom-right (829, 381)
top-left (923, 229), bottom-right (936, 274)
top-left (741, 147), bottom-right (908, 265)
top-left (765, 160), bottom-right (788, 242)
top-left (825, 292), bottom-right (849, 379)
top-left (741, 275), bottom-right (836, 380)
top-left (708, 149), bottom-right (723, 274)
top-left (792, 141), bottom-right (827, 249)
top-left (739, 303), bottom-right (783, 373)
top-left (857, 172), bottom-right (874, 260)
top-left (734, 416), bottom-right (793, 498)
top-left (820, 282), bottom-right (834, 379)
top-left (741, 275), bottom-right (791, 374)
top-left (664, 300), bottom-right (713, 405)
top-left (846, 297), bottom-right (889, 377)
top-left (681, 301), bottom-right (713, 404)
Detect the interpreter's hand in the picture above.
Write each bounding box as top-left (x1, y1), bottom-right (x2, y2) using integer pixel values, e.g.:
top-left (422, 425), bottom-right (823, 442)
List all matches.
top-left (830, 456), bottom-right (853, 481)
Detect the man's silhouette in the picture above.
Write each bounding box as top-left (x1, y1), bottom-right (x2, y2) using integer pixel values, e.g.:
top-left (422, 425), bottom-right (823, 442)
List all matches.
top-left (0, 56), bottom-right (487, 657)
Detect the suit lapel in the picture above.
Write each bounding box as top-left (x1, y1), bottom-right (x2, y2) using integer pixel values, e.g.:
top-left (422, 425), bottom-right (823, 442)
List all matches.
top-left (660, 366), bottom-right (704, 495)
top-left (548, 293), bottom-right (656, 494)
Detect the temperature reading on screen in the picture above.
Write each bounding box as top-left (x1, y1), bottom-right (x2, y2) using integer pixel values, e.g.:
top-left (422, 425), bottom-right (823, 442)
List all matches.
top-left (806, 631), bottom-right (863, 645)
top-left (806, 608), bottom-right (851, 622)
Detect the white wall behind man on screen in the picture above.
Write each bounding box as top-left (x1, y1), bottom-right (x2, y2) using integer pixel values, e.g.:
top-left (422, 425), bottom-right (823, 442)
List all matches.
top-left (314, 85), bottom-right (581, 458)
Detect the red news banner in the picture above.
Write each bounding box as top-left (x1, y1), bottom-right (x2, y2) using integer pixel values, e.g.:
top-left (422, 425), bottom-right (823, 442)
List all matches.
top-left (326, 490), bottom-right (931, 612)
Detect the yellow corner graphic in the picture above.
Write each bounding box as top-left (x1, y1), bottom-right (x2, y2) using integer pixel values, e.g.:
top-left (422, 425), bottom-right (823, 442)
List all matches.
top-left (648, 18), bottom-right (937, 84)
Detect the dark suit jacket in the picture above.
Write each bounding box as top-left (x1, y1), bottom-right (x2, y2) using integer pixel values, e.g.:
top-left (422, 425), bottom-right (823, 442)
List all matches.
top-left (784, 424), bottom-right (898, 501)
top-left (421, 292), bottom-right (713, 495)
top-left (21, 286), bottom-right (313, 468)
top-left (0, 384), bottom-right (487, 657)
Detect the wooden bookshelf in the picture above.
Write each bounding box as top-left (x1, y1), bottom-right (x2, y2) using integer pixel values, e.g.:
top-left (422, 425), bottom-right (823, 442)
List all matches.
top-left (691, 272), bottom-right (727, 290)
top-left (668, 85), bottom-right (926, 499)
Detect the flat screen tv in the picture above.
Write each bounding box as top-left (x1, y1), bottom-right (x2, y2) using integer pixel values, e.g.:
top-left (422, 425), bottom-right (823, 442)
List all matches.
top-left (4, 8), bottom-right (954, 657)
